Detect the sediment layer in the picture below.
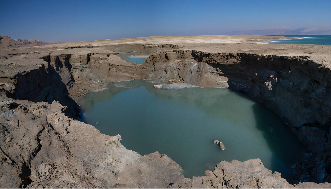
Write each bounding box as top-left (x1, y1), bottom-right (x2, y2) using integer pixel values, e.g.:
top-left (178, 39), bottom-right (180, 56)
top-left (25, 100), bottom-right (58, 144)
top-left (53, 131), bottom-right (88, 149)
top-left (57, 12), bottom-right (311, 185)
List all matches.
top-left (1, 36), bottom-right (331, 187)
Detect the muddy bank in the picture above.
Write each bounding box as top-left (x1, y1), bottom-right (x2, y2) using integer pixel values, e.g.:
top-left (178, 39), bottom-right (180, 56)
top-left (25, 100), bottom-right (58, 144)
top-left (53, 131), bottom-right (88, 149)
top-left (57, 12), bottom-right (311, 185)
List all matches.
top-left (1, 36), bottom-right (331, 187)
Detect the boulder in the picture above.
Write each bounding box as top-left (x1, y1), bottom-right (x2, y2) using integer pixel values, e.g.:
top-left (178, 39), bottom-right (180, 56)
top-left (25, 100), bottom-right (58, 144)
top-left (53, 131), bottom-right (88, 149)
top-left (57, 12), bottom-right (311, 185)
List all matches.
top-left (219, 142), bottom-right (225, 150)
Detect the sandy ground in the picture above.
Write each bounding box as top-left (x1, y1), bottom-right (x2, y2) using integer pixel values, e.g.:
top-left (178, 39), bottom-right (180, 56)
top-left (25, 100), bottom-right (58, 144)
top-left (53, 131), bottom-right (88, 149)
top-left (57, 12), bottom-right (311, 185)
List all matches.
top-left (2, 35), bottom-right (330, 68)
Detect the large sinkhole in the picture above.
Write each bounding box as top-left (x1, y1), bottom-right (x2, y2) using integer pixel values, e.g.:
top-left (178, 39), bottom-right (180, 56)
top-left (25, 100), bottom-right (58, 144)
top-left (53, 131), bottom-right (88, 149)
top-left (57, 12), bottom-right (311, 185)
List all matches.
top-left (78, 79), bottom-right (307, 179)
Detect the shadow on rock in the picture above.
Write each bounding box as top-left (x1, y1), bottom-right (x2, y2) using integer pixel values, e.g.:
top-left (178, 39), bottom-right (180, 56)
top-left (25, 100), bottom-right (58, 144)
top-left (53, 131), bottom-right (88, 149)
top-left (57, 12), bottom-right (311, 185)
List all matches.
top-left (251, 102), bottom-right (307, 179)
top-left (13, 63), bottom-right (79, 118)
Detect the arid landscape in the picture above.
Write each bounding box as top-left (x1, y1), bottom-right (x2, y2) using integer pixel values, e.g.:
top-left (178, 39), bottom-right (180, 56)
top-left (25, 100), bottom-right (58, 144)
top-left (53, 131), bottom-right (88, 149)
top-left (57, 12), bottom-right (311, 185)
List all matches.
top-left (1, 35), bottom-right (331, 188)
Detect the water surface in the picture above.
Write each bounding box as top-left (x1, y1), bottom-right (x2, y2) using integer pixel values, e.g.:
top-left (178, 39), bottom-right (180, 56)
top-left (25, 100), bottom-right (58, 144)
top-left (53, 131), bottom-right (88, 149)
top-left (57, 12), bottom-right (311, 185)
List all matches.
top-left (117, 52), bottom-right (148, 64)
top-left (269, 35), bottom-right (331, 45)
top-left (78, 80), bottom-right (307, 178)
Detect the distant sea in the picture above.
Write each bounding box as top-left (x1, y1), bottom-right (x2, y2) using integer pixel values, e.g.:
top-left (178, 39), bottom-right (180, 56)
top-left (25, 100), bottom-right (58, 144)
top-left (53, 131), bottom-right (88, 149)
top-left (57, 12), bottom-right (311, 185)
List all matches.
top-left (268, 35), bottom-right (331, 45)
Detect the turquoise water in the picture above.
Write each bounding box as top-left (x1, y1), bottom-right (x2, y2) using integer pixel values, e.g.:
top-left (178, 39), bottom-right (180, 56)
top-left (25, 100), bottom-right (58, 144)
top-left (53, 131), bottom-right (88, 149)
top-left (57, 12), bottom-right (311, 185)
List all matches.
top-left (124, 57), bottom-right (147, 64)
top-left (117, 52), bottom-right (148, 64)
top-left (78, 80), bottom-right (307, 179)
top-left (269, 35), bottom-right (331, 45)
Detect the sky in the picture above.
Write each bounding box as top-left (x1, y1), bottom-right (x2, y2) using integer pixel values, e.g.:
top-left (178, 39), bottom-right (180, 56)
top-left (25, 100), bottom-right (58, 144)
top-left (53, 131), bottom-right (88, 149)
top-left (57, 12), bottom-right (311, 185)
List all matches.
top-left (1, 0), bottom-right (331, 42)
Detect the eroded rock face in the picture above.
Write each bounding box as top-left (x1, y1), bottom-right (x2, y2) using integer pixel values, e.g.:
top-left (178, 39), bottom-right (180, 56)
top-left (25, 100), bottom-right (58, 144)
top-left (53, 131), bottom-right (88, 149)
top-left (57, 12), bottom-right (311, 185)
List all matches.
top-left (173, 159), bottom-right (293, 188)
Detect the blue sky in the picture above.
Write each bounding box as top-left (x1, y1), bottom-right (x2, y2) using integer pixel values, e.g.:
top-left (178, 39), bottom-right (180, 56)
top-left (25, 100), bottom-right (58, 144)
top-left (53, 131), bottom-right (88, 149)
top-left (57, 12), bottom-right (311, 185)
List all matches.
top-left (1, 0), bottom-right (331, 42)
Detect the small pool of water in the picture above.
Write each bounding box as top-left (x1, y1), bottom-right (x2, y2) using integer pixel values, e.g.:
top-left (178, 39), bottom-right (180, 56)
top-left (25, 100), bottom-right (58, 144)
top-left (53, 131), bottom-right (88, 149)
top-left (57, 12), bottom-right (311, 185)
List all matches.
top-left (124, 57), bottom-right (147, 64)
top-left (78, 80), bottom-right (307, 178)
top-left (117, 52), bottom-right (148, 64)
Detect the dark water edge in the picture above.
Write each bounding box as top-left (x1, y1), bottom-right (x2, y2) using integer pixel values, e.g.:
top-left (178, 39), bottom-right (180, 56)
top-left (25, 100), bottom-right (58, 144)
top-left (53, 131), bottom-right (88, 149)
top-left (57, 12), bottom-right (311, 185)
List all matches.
top-left (78, 80), bottom-right (307, 179)
top-left (268, 35), bottom-right (331, 45)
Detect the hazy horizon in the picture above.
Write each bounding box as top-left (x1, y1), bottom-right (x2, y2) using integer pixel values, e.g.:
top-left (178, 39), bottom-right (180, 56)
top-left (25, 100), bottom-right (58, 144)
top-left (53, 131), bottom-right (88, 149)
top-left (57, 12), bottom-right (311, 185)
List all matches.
top-left (1, 0), bottom-right (331, 42)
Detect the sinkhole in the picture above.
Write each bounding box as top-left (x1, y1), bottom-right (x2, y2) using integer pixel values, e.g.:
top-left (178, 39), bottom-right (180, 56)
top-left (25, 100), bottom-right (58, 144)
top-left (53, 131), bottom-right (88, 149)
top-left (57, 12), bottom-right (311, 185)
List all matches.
top-left (77, 79), bottom-right (307, 179)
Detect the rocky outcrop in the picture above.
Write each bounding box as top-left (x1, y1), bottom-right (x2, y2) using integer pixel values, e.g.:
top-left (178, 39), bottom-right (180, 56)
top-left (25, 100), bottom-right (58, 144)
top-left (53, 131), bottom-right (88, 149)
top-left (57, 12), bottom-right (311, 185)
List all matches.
top-left (11, 57), bottom-right (79, 118)
top-left (213, 140), bottom-right (225, 150)
top-left (153, 84), bottom-right (162, 89)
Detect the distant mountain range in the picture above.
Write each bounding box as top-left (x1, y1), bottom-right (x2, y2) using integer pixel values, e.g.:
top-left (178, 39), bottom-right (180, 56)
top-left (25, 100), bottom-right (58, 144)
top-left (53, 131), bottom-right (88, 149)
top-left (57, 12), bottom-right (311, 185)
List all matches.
top-left (0, 36), bottom-right (62, 48)
top-left (2, 27), bottom-right (331, 49)
top-left (229, 26), bottom-right (331, 35)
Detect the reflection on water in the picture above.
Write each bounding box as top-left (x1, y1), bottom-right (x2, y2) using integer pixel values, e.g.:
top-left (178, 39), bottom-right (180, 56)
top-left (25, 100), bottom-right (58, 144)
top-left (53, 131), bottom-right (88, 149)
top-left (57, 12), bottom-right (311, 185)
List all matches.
top-left (78, 80), bottom-right (307, 178)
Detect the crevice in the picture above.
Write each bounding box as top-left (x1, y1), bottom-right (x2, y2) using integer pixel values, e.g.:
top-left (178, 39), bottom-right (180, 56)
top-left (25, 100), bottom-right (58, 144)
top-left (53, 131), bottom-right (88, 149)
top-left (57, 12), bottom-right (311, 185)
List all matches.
top-left (221, 169), bottom-right (227, 187)
top-left (31, 126), bottom-right (45, 159)
top-left (301, 122), bottom-right (330, 131)
top-left (87, 53), bottom-right (91, 64)
top-left (0, 146), bottom-right (17, 165)
top-left (64, 54), bottom-right (72, 72)
top-left (17, 126), bottom-right (45, 188)
top-left (256, 178), bottom-right (260, 188)
top-left (8, 102), bottom-right (20, 109)
top-left (46, 123), bottom-right (72, 157)
top-left (19, 162), bottom-right (32, 188)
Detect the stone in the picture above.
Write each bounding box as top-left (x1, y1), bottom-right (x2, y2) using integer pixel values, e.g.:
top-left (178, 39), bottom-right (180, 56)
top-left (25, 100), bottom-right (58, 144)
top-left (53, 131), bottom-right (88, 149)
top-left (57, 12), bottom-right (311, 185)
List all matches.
top-left (219, 142), bottom-right (226, 150)
top-left (153, 84), bottom-right (163, 89)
